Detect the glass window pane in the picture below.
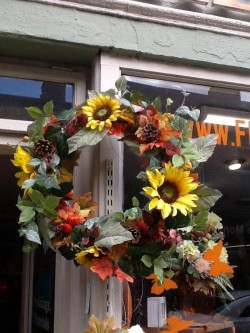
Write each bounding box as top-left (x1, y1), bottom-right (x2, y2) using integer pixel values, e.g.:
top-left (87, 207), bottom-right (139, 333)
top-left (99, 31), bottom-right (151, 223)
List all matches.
top-left (0, 76), bottom-right (73, 120)
top-left (123, 75), bottom-right (250, 332)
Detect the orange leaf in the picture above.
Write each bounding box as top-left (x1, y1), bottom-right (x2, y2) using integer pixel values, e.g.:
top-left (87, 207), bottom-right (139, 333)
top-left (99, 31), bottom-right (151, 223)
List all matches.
top-left (114, 267), bottom-right (134, 283)
top-left (146, 273), bottom-right (178, 295)
top-left (90, 256), bottom-right (113, 280)
top-left (203, 240), bottom-right (234, 277)
top-left (161, 316), bottom-right (193, 333)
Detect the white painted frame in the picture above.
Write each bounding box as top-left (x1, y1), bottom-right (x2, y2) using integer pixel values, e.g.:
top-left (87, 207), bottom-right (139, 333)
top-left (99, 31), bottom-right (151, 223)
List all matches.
top-left (93, 51), bottom-right (250, 326)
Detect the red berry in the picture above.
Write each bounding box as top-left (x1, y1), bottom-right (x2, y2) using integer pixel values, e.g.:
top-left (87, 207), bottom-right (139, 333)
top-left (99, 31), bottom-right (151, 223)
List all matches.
top-left (65, 190), bottom-right (74, 200)
top-left (60, 223), bottom-right (72, 234)
top-left (66, 214), bottom-right (81, 226)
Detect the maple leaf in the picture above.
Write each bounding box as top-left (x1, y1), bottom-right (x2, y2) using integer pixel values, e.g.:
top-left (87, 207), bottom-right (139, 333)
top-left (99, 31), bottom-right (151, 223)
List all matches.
top-left (146, 273), bottom-right (178, 295)
top-left (58, 167), bottom-right (73, 184)
top-left (90, 256), bottom-right (113, 280)
top-left (75, 192), bottom-right (98, 217)
top-left (114, 267), bottom-right (134, 283)
top-left (60, 151), bottom-right (81, 173)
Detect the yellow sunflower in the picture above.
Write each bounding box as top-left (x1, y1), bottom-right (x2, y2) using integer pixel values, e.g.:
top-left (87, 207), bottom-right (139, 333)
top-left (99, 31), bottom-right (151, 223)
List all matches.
top-left (143, 162), bottom-right (199, 219)
top-left (81, 94), bottom-right (121, 131)
top-left (75, 246), bottom-right (107, 267)
top-left (11, 146), bottom-right (34, 187)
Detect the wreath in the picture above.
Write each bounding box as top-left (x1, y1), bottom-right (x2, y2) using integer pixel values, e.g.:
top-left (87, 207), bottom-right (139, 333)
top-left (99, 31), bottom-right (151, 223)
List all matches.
top-left (12, 76), bottom-right (234, 297)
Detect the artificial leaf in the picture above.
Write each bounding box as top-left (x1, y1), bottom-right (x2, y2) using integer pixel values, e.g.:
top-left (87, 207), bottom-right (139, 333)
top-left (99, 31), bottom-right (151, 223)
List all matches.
top-left (188, 210), bottom-right (209, 231)
top-left (57, 108), bottom-right (76, 121)
top-left (173, 116), bottom-right (190, 139)
top-left (21, 179), bottom-right (36, 189)
top-left (25, 106), bottom-right (43, 120)
top-left (37, 215), bottom-right (55, 247)
top-left (141, 255), bottom-right (152, 268)
top-left (24, 222), bottom-right (41, 244)
top-left (58, 167), bottom-right (73, 184)
top-left (43, 101), bottom-right (54, 116)
top-left (180, 146), bottom-right (201, 161)
top-left (67, 128), bottom-right (108, 153)
top-left (114, 267), bottom-right (134, 283)
top-left (19, 206), bottom-right (36, 223)
top-left (90, 256), bottom-right (113, 280)
top-left (172, 154), bottom-right (185, 167)
top-left (146, 273), bottom-right (178, 295)
top-left (43, 195), bottom-right (61, 211)
top-left (152, 97), bottom-right (162, 112)
top-left (76, 192), bottom-right (98, 213)
top-left (191, 185), bottom-right (222, 213)
top-left (132, 196), bottom-right (140, 207)
top-left (166, 98), bottom-right (173, 107)
top-left (30, 190), bottom-right (44, 205)
top-left (162, 316), bottom-right (193, 333)
top-left (94, 216), bottom-right (133, 250)
top-left (203, 240), bottom-right (234, 277)
top-left (175, 105), bottom-right (200, 121)
top-left (115, 76), bottom-right (127, 93)
top-left (191, 134), bottom-right (218, 164)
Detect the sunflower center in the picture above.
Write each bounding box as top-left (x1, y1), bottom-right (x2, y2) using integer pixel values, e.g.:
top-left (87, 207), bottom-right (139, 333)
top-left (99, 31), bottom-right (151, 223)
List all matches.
top-left (158, 182), bottom-right (179, 203)
top-left (94, 108), bottom-right (110, 121)
top-left (142, 123), bottom-right (159, 142)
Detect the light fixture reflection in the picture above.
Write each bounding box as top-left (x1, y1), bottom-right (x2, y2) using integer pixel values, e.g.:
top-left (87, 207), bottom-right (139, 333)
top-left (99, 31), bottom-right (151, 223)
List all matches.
top-left (228, 160), bottom-right (242, 170)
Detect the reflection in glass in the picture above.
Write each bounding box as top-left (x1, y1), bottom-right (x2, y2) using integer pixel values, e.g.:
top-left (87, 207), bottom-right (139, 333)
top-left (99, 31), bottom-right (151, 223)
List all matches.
top-left (0, 76), bottom-right (73, 120)
top-left (123, 76), bottom-right (250, 333)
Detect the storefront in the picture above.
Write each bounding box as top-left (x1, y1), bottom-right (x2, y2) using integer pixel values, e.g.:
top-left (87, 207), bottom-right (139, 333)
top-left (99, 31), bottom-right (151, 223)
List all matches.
top-left (0, 1), bottom-right (250, 333)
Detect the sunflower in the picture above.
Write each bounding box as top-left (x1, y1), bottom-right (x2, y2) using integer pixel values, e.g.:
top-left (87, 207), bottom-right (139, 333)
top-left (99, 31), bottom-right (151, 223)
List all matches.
top-left (81, 94), bottom-right (121, 132)
top-left (143, 163), bottom-right (199, 219)
top-left (75, 246), bottom-right (107, 267)
top-left (11, 146), bottom-right (34, 187)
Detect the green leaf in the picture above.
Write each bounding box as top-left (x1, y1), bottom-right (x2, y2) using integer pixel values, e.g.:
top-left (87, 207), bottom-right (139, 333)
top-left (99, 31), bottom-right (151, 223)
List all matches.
top-left (154, 265), bottom-right (164, 284)
top-left (175, 106), bottom-right (200, 121)
top-left (67, 128), bottom-right (108, 153)
top-left (105, 89), bottom-right (116, 98)
top-left (22, 244), bottom-right (33, 253)
top-left (130, 91), bottom-right (144, 105)
top-left (21, 179), bottom-right (36, 189)
top-left (57, 109), bottom-right (76, 121)
top-left (28, 158), bottom-right (42, 167)
top-left (152, 97), bottom-right (162, 112)
top-left (27, 117), bottom-right (45, 141)
top-left (149, 156), bottom-right (161, 168)
top-left (141, 255), bottom-right (152, 268)
top-left (180, 146), bottom-right (201, 161)
top-left (192, 185), bottom-right (222, 213)
top-left (173, 116), bottom-right (191, 139)
top-left (165, 270), bottom-right (174, 279)
top-left (30, 190), bottom-right (44, 206)
top-left (19, 206), bottom-right (36, 223)
top-left (24, 222), bottom-right (41, 244)
top-left (136, 171), bottom-right (147, 181)
top-left (25, 106), bottom-right (43, 120)
top-left (191, 134), bottom-right (218, 165)
top-left (94, 216), bottom-right (134, 250)
top-left (43, 101), bottom-right (54, 116)
top-left (154, 257), bottom-right (168, 269)
top-left (132, 197), bottom-right (140, 207)
top-left (43, 195), bottom-right (61, 211)
top-left (166, 98), bottom-right (173, 107)
top-left (38, 161), bottom-right (47, 175)
top-left (44, 176), bottom-right (60, 190)
top-left (37, 216), bottom-right (55, 247)
top-left (189, 210), bottom-right (209, 231)
top-left (44, 126), bottom-right (68, 157)
top-left (124, 207), bottom-right (142, 220)
top-left (172, 154), bottom-right (185, 167)
top-left (115, 76), bottom-right (127, 92)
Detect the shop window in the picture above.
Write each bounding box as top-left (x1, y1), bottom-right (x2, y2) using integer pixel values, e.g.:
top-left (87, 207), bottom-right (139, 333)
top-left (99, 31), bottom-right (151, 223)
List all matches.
top-left (123, 75), bottom-right (250, 331)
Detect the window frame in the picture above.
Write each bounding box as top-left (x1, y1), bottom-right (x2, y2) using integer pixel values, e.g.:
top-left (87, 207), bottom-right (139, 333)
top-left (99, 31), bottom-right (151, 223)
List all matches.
top-left (0, 62), bottom-right (87, 333)
top-left (94, 51), bottom-right (250, 326)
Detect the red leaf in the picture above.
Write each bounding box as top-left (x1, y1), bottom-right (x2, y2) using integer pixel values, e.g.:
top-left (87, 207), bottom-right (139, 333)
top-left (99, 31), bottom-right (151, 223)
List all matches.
top-left (90, 256), bottom-right (113, 280)
top-left (114, 267), bottom-right (134, 283)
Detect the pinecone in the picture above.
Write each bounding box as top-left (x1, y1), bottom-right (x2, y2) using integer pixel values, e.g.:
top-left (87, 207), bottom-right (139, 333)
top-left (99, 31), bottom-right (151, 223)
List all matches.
top-left (142, 123), bottom-right (159, 142)
top-left (34, 139), bottom-right (54, 158)
top-left (127, 225), bottom-right (141, 244)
